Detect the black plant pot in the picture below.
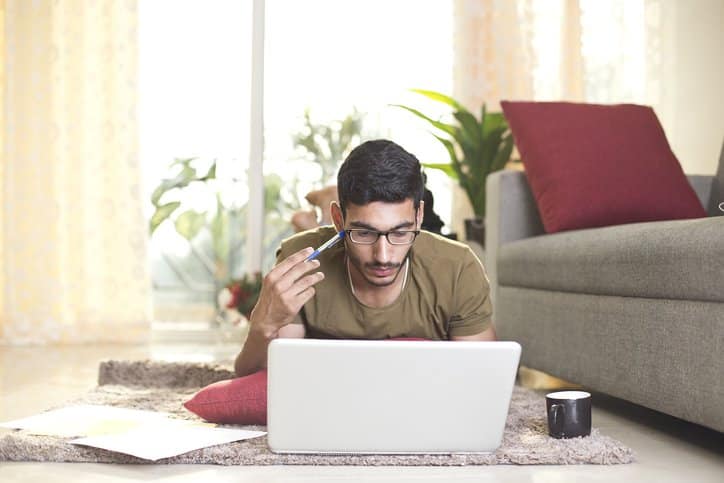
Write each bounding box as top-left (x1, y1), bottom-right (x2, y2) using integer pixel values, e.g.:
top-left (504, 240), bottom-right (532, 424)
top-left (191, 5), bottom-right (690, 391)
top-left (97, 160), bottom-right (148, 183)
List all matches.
top-left (464, 217), bottom-right (485, 248)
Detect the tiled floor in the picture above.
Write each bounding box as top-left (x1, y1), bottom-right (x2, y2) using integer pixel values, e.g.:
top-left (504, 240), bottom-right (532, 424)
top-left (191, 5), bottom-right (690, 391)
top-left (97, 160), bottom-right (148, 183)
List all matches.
top-left (1, 340), bottom-right (722, 482)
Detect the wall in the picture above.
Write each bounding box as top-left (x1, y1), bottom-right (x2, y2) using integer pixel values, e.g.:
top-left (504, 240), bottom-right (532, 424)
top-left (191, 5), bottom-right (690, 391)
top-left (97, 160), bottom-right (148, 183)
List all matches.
top-left (661, 0), bottom-right (724, 174)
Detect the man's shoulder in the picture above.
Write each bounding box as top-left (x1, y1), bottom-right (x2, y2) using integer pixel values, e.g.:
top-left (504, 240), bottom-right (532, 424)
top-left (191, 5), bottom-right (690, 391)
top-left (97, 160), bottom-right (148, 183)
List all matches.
top-left (410, 231), bottom-right (489, 297)
top-left (278, 225), bottom-right (336, 257)
top-left (414, 231), bottom-right (478, 263)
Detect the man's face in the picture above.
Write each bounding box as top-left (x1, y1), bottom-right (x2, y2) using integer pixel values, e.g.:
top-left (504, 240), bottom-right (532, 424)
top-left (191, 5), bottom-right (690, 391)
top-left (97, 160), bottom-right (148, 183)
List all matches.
top-left (339, 199), bottom-right (422, 289)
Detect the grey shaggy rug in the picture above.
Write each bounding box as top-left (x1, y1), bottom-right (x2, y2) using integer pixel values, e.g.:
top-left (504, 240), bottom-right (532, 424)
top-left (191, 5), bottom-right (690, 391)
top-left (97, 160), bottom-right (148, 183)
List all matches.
top-left (0, 360), bottom-right (635, 465)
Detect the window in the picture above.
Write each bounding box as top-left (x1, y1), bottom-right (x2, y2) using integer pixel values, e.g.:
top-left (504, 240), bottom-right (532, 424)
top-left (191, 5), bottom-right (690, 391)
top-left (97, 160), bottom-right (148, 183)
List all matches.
top-left (140, 0), bottom-right (253, 321)
top-left (263, 0), bottom-right (455, 269)
top-left (140, 0), bottom-right (455, 321)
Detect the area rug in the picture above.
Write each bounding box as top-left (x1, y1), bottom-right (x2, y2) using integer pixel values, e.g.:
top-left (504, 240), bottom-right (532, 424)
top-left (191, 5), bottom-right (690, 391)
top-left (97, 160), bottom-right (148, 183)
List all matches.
top-left (0, 360), bottom-right (635, 465)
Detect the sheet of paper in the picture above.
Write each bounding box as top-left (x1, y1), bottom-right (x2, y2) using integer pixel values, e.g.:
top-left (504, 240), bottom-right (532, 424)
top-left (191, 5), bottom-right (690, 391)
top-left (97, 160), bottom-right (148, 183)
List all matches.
top-left (0, 405), bottom-right (174, 437)
top-left (70, 424), bottom-right (266, 461)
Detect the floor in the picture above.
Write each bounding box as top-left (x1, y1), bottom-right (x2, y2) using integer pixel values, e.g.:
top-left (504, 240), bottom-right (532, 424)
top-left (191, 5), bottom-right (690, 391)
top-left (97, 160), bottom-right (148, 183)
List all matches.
top-left (1, 338), bottom-right (723, 482)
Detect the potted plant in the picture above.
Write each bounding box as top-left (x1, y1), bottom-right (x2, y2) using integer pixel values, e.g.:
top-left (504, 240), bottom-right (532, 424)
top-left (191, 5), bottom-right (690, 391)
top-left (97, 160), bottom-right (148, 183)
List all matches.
top-left (393, 89), bottom-right (517, 246)
top-left (148, 158), bottom-right (298, 321)
top-left (149, 157), bottom-right (243, 288)
top-left (292, 107), bottom-right (364, 185)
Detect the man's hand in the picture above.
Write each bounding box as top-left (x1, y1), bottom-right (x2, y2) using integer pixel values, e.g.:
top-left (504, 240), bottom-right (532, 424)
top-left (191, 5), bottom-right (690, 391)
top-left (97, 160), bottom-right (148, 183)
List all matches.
top-left (248, 247), bottom-right (324, 339)
top-left (235, 247), bottom-right (322, 377)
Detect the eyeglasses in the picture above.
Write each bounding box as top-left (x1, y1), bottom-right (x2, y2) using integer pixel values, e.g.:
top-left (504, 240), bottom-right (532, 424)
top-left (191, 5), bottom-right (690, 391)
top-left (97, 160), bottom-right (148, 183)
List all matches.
top-left (346, 228), bottom-right (420, 245)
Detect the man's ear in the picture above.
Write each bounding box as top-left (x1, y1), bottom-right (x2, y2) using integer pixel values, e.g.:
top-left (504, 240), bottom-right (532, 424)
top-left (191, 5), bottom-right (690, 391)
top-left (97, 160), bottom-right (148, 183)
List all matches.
top-left (416, 200), bottom-right (425, 229)
top-left (330, 201), bottom-right (344, 232)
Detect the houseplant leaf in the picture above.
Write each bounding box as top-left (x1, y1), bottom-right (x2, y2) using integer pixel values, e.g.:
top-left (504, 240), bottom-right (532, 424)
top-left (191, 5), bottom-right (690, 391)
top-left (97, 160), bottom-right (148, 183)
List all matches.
top-left (491, 134), bottom-right (515, 172)
top-left (202, 161), bottom-right (216, 180)
top-left (150, 164), bottom-right (197, 206)
top-left (482, 112), bottom-right (506, 138)
top-left (389, 104), bottom-right (457, 137)
top-left (264, 173), bottom-right (283, 212)
top-left (422, 162), bottom-right (459, 181)
top-left (210, 194), bottom-right (229, 269)
top-left (454, 109), bottom-right (483, 146)
top-left (149, 201), bottom-right (181, 234)
top-left (395, 91), bottom-right (517, 233)
top-left (480, 126), bottom-right (507, 176)
top-left (409, 88), bottom-right (462, 110)
top-left (430, 134), bottom-right (466, 183)
top-left (174, 210), bottom-right (207, 241)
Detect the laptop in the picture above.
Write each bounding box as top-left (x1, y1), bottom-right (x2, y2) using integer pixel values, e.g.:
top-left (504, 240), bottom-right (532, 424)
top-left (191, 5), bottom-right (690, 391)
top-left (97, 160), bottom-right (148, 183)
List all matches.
top-left (267, 339), bottom-right (521, 454)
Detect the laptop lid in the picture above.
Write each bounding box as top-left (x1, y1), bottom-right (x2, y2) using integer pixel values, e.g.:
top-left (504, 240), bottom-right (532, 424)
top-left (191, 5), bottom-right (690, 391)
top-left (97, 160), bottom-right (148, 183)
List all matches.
top-left (267, 339), bottom-right (521, 454)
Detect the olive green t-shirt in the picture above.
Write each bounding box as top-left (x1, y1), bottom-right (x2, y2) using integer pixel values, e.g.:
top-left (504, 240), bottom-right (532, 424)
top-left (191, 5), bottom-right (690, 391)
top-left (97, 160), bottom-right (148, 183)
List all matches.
top-left (277, 226), bottom-right (492, 340)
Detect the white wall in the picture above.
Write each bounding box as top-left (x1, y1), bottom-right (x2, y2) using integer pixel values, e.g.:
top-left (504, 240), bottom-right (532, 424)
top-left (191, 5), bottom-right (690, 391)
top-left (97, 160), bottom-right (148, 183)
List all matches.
top-left (661, 0), bottom-right (724, 175)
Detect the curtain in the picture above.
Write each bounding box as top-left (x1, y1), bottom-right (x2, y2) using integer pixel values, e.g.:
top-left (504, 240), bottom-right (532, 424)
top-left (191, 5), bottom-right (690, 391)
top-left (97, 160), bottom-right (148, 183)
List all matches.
top-left (1, 0), bottom-right (151, 344)
top-left (451, 0), bottom-right (670, 229)
top-left (453, 0), bottom-right (667, 111)
top-left (453, 0), bottom-right (536, 112)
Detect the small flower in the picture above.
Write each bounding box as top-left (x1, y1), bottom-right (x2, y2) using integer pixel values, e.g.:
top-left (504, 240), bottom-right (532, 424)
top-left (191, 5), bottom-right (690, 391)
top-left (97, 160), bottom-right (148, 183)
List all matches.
top-left (219, 272), bottom-right (263, 320)
top-left (227, 282), bottom-right (242, 308)
top-left (217, 288), bottom-right (233, 310)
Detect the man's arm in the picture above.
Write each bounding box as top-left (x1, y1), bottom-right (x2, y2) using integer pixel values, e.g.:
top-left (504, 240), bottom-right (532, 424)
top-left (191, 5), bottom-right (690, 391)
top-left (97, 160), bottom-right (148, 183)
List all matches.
top-left (450, 325), bottom-right (497, 341)
top-left (448, 245), bottom-right (496, 342)
top-left (234, 318), bottom-right (305, 376)
top-left (233, 247), bottom-right (321, 377)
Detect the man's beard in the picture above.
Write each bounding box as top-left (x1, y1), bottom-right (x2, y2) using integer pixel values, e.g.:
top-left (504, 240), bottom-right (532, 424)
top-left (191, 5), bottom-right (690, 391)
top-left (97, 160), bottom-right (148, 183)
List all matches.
top-left (346, 248), bottom-right (411, 288)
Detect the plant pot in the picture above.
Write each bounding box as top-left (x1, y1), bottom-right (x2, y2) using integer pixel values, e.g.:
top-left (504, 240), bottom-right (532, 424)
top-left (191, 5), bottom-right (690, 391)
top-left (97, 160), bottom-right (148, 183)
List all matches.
top-left (464, 217), bottom-right (485, 247)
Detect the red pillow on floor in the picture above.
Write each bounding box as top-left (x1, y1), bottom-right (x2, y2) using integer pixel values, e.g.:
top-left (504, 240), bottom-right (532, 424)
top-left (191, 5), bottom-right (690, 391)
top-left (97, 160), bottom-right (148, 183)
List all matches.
top-left (500, 101), bottom-right (706, 233)
top-left (184, 369), bottom-right (267, 425)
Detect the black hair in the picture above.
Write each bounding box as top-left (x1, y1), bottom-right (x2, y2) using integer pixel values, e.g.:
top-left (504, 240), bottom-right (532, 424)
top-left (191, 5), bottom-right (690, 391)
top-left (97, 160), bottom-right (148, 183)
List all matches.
top-left (337, 139), bottom-right (425, 215)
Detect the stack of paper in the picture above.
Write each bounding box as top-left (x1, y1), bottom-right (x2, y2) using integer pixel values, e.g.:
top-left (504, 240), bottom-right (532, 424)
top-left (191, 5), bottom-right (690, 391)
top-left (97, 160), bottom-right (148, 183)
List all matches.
top-left (0, 405), bottom-right (265, 461)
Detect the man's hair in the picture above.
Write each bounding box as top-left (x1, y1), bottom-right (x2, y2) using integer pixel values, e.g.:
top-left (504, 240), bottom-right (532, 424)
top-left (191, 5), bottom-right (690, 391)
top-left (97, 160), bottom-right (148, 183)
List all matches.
top-left (337, 139), bottom-right (425, 215)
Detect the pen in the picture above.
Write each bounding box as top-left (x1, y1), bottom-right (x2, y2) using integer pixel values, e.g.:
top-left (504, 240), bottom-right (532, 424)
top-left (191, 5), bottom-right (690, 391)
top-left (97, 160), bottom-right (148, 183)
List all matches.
top-left (306, 230), bottom-right (346, 261)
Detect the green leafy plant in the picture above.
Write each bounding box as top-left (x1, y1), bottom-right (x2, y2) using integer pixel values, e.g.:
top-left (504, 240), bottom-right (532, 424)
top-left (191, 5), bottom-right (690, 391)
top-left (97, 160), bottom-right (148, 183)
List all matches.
top-left (149, 158), bottom-right (299, 289)
top-left (292, 108), bottom-right (364, 183)
top-left (392, 89), bottom-right (517, 218)
top-left (149, 157), bottom-right (238, 284)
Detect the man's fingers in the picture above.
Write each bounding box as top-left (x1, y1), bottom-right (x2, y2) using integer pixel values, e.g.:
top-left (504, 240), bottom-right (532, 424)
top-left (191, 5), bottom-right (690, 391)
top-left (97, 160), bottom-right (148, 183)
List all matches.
top-left (264, 248), bottom-right (316, 292)
top-left (290, 272), bottom-right (325, 297)
top-left (279, 273), bottom-right (323, 316)
top-left (282, 256), bottom-right (324, 289)
top-left (269, 247), bottom-right (314, 279)
top-left (294, 286), bottom-right (317, 306)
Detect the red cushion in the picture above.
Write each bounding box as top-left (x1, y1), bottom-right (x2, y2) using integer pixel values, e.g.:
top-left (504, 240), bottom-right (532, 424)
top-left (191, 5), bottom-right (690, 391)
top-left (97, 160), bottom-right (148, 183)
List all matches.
top-left (184, 369), bottom-right (267, 425)
top-left (500, 101), bottom-right (706, 233)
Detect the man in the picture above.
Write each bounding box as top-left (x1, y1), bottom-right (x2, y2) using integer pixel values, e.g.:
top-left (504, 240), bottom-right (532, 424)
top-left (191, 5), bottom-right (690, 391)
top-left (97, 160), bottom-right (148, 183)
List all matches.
top-left (234, 139), bottom-right (495, 377)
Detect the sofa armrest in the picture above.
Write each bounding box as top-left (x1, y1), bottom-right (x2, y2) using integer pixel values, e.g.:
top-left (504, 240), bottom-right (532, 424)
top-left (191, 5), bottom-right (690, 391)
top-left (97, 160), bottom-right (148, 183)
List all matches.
top-left (687, 174), bottom-right (721, 217)
top-left (485, 170), bottom-right (544, 311)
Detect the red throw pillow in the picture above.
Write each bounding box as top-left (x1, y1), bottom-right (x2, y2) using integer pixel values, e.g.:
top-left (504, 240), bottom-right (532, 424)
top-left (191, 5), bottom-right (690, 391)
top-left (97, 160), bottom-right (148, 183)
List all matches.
top-left (500, 101), bottom-right (706, 233)
top-left (184, 369), bottom-right (267, 425)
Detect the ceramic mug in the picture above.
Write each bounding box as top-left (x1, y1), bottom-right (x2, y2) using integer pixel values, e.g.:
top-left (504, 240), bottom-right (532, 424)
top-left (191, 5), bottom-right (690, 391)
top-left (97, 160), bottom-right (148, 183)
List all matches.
top-left (546, 390), bottom-right (592, 439)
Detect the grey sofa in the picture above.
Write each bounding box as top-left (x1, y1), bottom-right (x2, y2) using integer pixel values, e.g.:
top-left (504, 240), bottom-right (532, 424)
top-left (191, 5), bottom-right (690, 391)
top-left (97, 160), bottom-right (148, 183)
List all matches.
top-left (485, 159), bottom-right (724, 433)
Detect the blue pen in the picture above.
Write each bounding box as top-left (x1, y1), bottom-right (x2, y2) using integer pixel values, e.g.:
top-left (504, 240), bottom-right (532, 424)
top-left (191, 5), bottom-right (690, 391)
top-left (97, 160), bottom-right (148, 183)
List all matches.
top-left (306, 230), bottom-right (346, 261)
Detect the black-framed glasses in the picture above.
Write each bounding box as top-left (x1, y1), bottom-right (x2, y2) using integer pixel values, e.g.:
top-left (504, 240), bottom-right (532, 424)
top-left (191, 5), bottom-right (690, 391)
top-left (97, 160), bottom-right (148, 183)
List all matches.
top-left (346, 228), bottom-right (420, 245)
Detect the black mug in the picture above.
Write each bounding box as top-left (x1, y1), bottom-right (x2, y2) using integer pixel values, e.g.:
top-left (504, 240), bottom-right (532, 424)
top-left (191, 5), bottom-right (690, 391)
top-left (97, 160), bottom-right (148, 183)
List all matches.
top-left (546, 391), bottom-right (592, 439)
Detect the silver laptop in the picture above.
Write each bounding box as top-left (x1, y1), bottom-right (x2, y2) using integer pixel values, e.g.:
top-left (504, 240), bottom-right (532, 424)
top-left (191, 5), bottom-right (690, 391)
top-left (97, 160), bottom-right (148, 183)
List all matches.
top-left (267, 339), bottom-right (521, 454)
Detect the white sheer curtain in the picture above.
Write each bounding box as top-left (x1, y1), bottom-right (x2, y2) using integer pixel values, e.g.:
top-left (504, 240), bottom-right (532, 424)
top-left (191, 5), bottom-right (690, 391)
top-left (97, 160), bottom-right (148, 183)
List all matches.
top-left (453, 0), bottom-right (668, 109)
top-left (1, 0), bottom-right (151, 344)
top-left (451, 0), bottom-right (673, 226)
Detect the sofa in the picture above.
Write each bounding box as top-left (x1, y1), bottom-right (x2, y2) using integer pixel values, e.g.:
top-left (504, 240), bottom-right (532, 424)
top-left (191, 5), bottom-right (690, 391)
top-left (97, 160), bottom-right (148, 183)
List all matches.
top-left (485, 156), bottom-right (724, 433)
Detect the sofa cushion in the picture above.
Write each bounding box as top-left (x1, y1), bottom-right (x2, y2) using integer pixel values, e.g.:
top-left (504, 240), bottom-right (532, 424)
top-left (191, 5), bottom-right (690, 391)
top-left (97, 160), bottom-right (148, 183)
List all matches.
top-left (500, 101), bottom-right (707, 233)
top-left (497, 217), bottom-right (724, 302)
